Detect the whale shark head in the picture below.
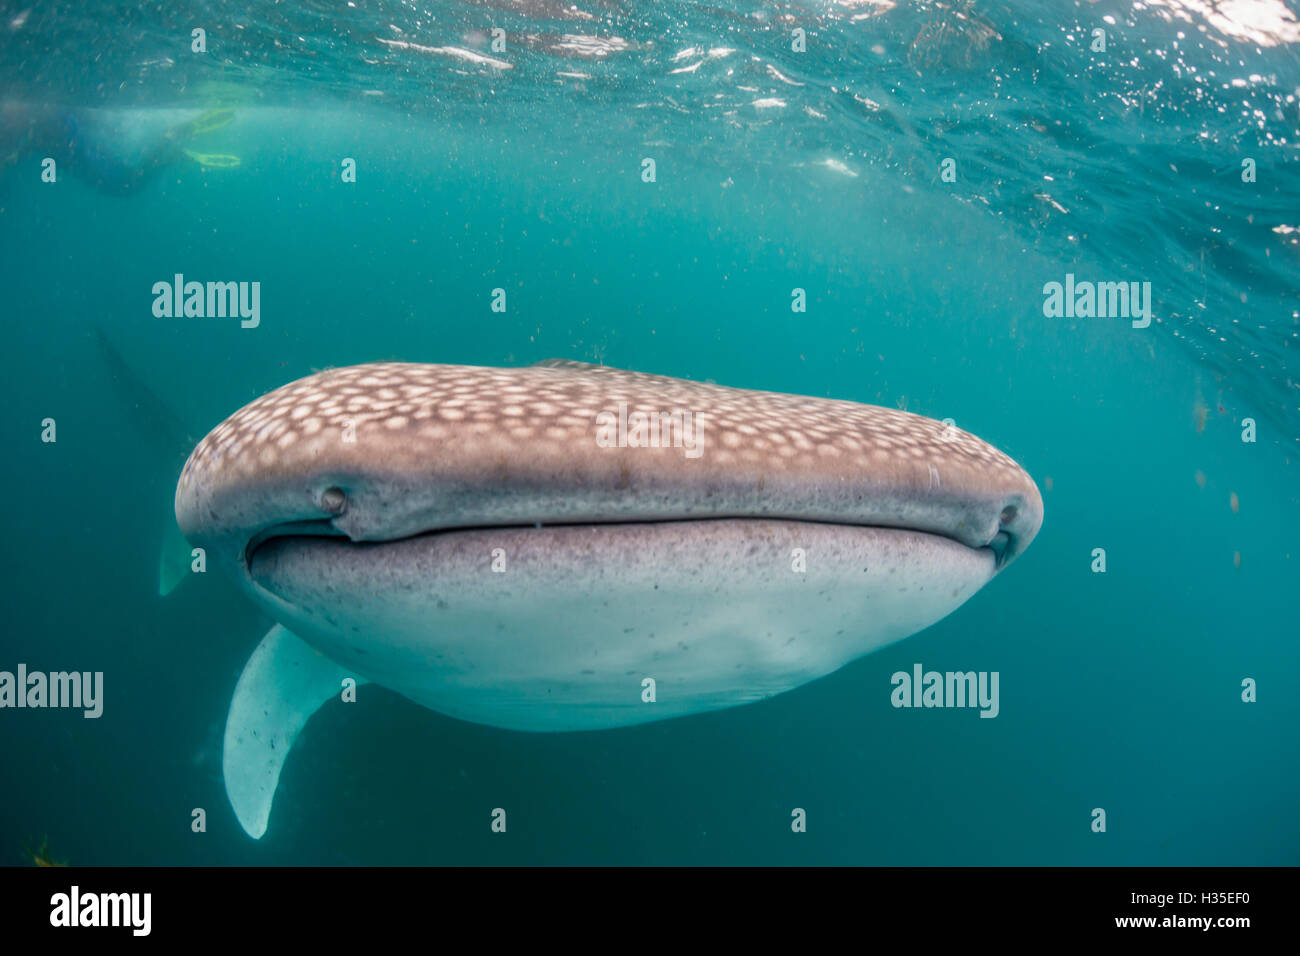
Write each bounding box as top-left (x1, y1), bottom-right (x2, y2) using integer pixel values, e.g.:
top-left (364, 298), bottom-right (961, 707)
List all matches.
top-left (179, 358), bottom-right (1039, 561)
top-left (178, 357), bottom-right (1042, 727)
top-left (176, 359), bottom-right (1042, 837)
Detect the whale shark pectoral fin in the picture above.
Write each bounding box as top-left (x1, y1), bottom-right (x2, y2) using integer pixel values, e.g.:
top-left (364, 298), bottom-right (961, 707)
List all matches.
top-left (222, 624), bottom-right (368, 839)
top-left (157, 516), bottom-right (192, 597)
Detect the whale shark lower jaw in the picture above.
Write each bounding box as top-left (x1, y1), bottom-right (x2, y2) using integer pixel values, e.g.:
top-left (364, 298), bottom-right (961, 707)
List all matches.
top-left (175, 359), bottom-right (1043, 838)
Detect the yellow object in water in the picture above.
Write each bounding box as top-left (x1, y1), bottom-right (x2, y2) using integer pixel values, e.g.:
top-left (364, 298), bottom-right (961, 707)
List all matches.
top-left (183, 149), bottom-right (241, 169)
top-left (25, 837), bottom-right (66, 867)
top-left (187, 107), bottom-right (236, 136)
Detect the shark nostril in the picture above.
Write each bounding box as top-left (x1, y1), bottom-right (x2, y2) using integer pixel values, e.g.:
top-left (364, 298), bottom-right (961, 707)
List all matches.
top-left (1000, 504), bottom-right (1018, 526)
top-left (321, 487), bottom-right (347, 515)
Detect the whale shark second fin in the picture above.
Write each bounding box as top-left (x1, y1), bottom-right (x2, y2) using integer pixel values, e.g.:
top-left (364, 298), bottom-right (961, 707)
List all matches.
top-left (157, 508), bottom-right (193, 596)
top-left (92, 327), bottom-right (200, 598)
top-left (223, 625), bottom-right (369, 839)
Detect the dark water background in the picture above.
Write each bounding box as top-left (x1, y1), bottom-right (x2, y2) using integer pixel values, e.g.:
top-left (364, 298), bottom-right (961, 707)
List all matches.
top-left (0, 0), bottom-right (1297, 863)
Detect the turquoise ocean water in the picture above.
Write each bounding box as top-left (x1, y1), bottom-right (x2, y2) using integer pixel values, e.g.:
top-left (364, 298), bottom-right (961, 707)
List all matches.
top-left (0, 0), bottom-right (1298, 864)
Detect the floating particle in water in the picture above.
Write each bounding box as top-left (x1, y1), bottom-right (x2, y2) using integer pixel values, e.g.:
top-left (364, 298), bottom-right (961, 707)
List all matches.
top-left (1194, 399), bottom-right (1209, 433)
top-left (1195, 470), bottom-right (1207, 488)
top-left (1229, 491), bottom-right (1240, 514)
top-left (1233, 551), bottom-right (1242, 568)
top-left (1044, 475), bottom-right (1054, 492)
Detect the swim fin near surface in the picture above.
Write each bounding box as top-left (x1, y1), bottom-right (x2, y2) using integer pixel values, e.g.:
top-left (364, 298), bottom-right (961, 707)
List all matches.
top-left (182, 149), bottom-right (241, 168)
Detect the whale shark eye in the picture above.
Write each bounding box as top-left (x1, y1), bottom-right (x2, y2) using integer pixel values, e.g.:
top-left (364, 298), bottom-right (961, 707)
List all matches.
top-left (321, 487), bottom-right (347, 514)
top-left (1000, 505), bottom-right (1018, 525)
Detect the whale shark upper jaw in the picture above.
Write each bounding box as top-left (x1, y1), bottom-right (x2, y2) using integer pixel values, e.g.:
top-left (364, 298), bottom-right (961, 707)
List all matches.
top-left (176, 359), bottom-right (1043, 581)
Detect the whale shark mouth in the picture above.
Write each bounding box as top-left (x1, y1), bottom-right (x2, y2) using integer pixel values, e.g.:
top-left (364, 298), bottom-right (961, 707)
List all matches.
top-left (241, 513), bottom-right (1017, 588)
top-left (241, 515), bottom-right (1013, 567)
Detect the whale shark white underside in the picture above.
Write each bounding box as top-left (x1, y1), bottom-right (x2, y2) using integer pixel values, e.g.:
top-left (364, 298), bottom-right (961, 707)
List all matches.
top-left (174, 358), bottom-right (1043, 839)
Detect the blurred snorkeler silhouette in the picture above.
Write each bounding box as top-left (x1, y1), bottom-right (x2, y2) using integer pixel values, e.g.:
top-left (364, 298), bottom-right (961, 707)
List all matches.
top-left (0, 101), bottom-right (234, 194)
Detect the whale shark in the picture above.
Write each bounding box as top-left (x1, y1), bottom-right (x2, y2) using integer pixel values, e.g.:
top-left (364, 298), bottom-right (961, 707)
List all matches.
top-left (175, 359), bottom-right (1043, 839)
